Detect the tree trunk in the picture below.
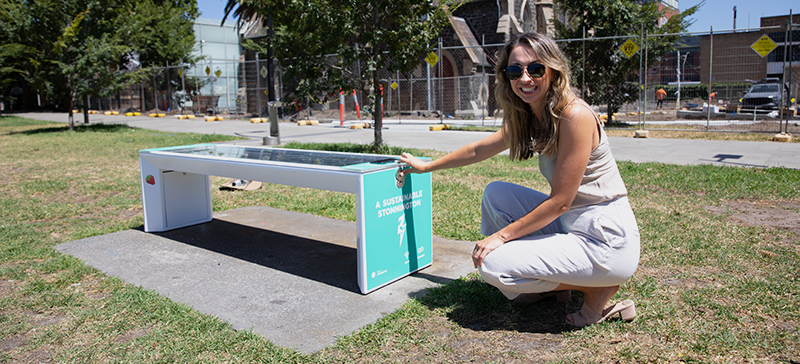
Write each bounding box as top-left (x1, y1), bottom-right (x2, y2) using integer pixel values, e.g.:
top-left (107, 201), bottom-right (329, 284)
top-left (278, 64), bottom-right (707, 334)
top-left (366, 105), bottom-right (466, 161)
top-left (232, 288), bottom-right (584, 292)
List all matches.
top-left (68, 97), bottom-right (74, 131)
top-left (370, 4), bottom-right (383, 153)
top-left (372, 71), bottom-right (383, 153)
top-left (371, 51), bottom-right (383, 152)
top-left (84, 94), bottom-right (90, 124)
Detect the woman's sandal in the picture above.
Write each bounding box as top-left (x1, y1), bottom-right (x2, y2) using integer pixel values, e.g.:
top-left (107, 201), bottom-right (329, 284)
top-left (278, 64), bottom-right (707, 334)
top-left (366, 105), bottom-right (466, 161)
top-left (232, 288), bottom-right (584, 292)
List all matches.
top-left (513, 290), bottom-right (571, 304)
top-left (565, 299), bottom-right (636, 328)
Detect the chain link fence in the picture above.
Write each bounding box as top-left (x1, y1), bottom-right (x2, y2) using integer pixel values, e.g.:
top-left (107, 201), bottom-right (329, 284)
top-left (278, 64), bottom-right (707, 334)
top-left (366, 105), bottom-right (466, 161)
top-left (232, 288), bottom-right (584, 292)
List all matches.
top-left (88, 19), bottom-right (798, 134)
top-left (552, 22), bottom-right (798, 134)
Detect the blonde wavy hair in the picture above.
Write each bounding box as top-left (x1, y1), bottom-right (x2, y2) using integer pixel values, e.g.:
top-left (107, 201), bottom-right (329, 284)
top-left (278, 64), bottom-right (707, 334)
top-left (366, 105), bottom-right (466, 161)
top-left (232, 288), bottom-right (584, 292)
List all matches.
top-left (495, 32), bottom-right (576, 160)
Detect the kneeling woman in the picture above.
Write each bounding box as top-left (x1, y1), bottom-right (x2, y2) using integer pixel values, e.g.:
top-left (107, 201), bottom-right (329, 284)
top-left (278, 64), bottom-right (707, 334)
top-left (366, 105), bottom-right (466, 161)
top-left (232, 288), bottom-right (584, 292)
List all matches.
top-left (399, 32), bottom-right (640, 327)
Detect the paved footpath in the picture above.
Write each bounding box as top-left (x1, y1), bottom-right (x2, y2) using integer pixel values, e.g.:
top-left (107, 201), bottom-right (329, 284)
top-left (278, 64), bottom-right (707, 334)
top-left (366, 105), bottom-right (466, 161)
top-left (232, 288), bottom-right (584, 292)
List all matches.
top-left (18, 111), bottom-right (800, 170)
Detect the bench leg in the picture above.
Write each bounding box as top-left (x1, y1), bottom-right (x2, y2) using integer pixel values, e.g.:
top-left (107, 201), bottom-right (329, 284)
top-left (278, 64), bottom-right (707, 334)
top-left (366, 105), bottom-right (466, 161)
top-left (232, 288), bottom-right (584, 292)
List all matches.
top-left (140, 157), bottom-right (212, 232)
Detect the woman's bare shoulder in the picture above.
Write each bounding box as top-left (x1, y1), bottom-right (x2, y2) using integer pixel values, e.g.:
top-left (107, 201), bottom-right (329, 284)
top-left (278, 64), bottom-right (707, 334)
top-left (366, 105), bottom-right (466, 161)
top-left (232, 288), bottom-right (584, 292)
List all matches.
top-left (561, 99), bottom-right (596, 124)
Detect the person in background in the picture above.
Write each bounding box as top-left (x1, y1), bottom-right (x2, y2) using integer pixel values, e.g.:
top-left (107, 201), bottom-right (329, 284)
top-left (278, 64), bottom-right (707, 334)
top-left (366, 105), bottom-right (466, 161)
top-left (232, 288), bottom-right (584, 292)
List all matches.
top-left (399, 32), bottom-right (640, 328)
top-left (656, 88), bottom-right (667, 109)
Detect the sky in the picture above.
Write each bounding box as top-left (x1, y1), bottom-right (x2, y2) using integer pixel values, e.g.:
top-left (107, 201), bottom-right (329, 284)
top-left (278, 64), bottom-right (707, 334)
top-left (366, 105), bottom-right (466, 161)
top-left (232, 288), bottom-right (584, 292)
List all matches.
top-left (195, 0), bottom-right (797, 33)
top-left (196, 0), bottom-right (233, 22)
top-left (680, 0), bottom-right (796, 33)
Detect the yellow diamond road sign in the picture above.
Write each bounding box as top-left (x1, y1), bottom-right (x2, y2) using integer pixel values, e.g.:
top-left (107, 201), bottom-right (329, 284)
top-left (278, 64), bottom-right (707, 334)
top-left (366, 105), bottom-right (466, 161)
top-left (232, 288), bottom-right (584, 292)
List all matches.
top-left (751, 35), bottom-right (778, 58)
top-left (391, 82), bottom-right (398, 90)
top-left (620, 39), bottom-right (639, 59)
top-left (425, 52), bottom-right (439, 67)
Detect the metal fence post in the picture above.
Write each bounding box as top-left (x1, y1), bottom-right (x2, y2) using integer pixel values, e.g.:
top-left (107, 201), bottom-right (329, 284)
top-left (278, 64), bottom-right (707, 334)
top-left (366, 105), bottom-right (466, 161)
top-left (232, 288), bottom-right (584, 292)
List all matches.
top-left (781, 17), bottom-right (790, 133)
top-left (581, 27), bottom-right (586, 99)
top-left (439, 37), bottom-right (443, 123)
top-left (482, 34), bottom-right (486, 125)
top-left (409, 76), bottom-right (413, 117)
top-left (706, 27), bottom-right (713, 130)
top-left (179, 63), bottom-right (184, 115)
top-left (426, 54), bottom-right (431, 111)
top-left (209, 61), bottom-right (215, 115)
top-left (397, 70), bottom-right (401, 124)
top-left (225, 61), bottom-right (231, 114)
top-left (257, 54), bottom-right (262, 117)
top-left (787, 11), bottom-right (794, 134)
top-left (639, 22), bottom-right (644, 129)
top-left (166, 61), bottom-right (172, 111)
top-left (152, 63), bottom-right (158, 113)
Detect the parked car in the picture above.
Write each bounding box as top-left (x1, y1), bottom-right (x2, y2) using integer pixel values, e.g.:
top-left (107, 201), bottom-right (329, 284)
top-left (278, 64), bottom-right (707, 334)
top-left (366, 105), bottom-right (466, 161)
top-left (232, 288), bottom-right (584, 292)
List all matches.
top-left (739, 78), bottom-right (784, 112)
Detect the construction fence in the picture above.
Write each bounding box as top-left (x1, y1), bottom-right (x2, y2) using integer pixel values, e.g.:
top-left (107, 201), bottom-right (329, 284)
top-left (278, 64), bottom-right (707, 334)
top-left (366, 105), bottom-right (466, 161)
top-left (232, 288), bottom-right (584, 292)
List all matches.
top-left (91, 20), bottom-right (798, 134)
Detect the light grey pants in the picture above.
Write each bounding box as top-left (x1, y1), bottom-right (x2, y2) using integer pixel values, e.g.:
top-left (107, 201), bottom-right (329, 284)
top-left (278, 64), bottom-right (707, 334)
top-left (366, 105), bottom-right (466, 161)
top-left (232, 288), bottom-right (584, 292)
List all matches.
top-left (478, 181), bottom-right (640, 300)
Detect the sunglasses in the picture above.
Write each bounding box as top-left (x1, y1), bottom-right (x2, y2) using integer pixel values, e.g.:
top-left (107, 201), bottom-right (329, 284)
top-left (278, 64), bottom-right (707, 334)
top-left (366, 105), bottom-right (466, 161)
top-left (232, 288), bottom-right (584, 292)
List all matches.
top-left (504, 63), bottom-right (546, 80)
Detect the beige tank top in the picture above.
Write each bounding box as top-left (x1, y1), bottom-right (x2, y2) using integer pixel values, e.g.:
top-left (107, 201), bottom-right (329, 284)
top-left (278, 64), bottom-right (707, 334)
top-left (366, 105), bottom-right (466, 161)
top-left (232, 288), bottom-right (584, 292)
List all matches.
top-left (538, 100), bottom-right (628, 208)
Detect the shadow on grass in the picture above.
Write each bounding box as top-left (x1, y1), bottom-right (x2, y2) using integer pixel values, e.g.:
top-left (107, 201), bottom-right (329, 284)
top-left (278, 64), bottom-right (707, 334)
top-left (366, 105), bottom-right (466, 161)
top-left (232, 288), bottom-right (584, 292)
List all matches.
top-left (10, 123), bottom-right (133, 135)
top-left (418, 275), bottom-right (574, 334)
top-left (603, 121), bottom-right (637, 129)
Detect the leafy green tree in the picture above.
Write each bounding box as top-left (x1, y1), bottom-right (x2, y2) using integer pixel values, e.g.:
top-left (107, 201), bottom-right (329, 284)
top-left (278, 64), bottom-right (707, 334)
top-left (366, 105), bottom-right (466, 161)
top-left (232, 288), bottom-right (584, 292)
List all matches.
top-left (118, 0), bottom-right (200, 67)
top-left (53, 9), bottom-right (133, 128)
top-left (0, 0), bottom-right (66, 110)
top-left (224, 0), bottom-right (460, 151)
top-left (116, 0), bottom-right (200, 115)
top-left (0, 0), bottom-right (198, 127)
top-left (554, 0), bottom-right (699, 124)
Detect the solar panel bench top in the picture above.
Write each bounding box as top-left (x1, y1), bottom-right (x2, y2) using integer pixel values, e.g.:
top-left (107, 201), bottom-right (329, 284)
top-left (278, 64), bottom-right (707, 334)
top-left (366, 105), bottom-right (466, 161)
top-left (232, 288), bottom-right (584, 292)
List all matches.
top-left (139, 144), bottom-right (433, 294)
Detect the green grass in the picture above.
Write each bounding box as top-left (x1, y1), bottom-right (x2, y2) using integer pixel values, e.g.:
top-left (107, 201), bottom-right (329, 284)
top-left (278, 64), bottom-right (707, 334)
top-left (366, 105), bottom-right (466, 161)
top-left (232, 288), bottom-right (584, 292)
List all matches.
top-left (1, 115), bottom-right (799, 363)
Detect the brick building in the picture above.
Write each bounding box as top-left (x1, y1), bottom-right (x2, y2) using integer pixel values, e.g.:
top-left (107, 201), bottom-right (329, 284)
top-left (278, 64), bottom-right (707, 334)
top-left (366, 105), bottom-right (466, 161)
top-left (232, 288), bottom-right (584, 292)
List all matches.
top-left (432, 0), bottom-right (558, 114)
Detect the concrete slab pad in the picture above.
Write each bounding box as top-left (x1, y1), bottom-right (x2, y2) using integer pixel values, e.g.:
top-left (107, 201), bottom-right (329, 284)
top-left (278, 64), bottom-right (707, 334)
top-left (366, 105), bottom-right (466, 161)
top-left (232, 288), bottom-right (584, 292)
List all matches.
top-left (55, 206), bottom-right (474, 354)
